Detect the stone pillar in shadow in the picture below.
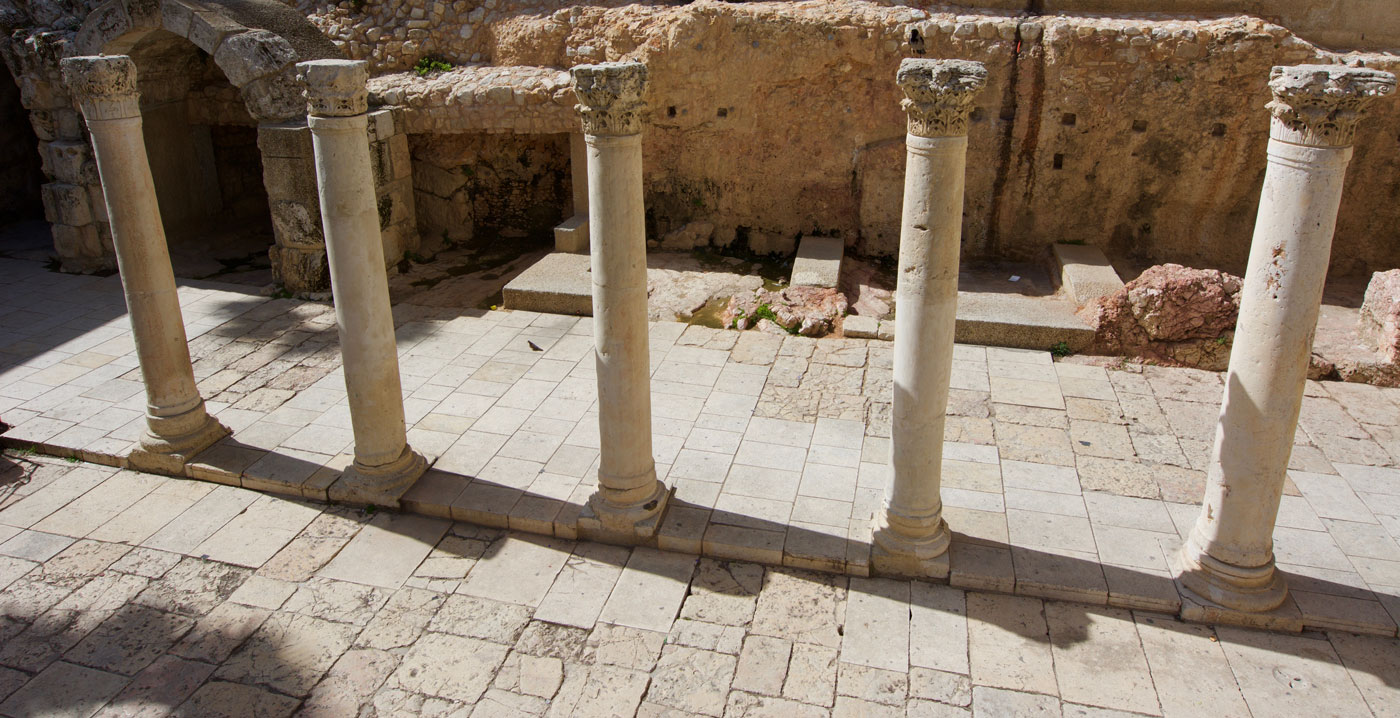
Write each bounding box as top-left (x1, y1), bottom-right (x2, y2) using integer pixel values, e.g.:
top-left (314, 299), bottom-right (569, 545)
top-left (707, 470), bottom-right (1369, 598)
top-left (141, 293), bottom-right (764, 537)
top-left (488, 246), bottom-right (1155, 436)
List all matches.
top-left (299, 59), bottom-right (426, 506)
top-left (874, 58), bottom-right (987, 578)
top-left (571, 61), bottom-right (668, 541)
top-left (555, 132), bottom-right (590, 253)
top-left (1179, 65), bottom-right (1395, 614)
top-left (60, 55), bottom-right (227, 474)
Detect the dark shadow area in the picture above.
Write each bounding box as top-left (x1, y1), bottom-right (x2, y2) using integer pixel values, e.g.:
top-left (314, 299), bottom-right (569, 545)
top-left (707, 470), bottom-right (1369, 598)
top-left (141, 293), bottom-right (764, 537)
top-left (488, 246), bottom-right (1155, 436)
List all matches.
top-left (1, 441), bottom-right (1397, 718)
top-left (128, 29), bottom-right (275, 286)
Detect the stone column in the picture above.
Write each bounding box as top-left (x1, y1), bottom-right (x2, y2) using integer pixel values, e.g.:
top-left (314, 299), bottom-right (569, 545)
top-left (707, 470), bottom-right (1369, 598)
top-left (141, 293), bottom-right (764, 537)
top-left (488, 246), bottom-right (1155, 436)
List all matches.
top-left (874, 59), bottom-right (988, 578)
top-left (299, 60), bottom-right (426, 505)
top-left (1179, 65), bottom-right (1395, 612)
top-left (555, 132), bottom-right (591, 253)
top-left (59, 56), bottom-right (227, 474)
top-left (571, 62), bottom-right (667, 540)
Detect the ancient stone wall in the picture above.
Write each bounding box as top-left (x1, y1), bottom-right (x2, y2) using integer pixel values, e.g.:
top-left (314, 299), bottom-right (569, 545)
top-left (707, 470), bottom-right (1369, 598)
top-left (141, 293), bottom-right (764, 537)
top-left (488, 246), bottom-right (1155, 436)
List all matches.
top-left (5, 1), bottom-right (1399, 280)
top-left (955, 0), bottom-right (1400, 52)
top-left (290, 1), bottom-right (1400, 277)
top-left (410, 131), bottom-right (570, 247)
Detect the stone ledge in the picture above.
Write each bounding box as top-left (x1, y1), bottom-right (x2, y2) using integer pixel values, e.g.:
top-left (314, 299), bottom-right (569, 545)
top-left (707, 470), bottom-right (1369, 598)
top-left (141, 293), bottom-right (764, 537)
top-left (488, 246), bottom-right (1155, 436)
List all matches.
top-left (1052, 243), bottom-right (1124, 306)
top-left (509, 253), bottom-right (1095, 353)
top-left (368, 64), bottom-right (576, 135)
top-left (501, 252), bottom-right (593, 315)
top-left (791, 236), bottom-right (843, 288)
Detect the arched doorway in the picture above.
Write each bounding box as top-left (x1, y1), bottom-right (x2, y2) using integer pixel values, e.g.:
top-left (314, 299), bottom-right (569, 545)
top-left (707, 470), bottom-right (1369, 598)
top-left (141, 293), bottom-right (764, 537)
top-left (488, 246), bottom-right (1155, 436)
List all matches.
top-left (0, 68), bottom-right (47, 260)
top-left (126, 28), bottom-right (274, 283)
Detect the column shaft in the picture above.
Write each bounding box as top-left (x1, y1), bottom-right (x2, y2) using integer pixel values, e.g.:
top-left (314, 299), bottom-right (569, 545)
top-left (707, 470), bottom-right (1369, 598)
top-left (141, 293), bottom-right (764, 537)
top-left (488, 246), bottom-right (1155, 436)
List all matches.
top-left (588, 133), bottom-right (657, 504)
top-left (883, 134), bottom-right (967, 543)
top-left (300, 60), bottom-right (425, 504)
top-left (571, 61), bottom-right (667, 539)
top-left (1180, 64), bottom-right (1395, 612)
top-left (60, 55), bottom-right (225, 474)
top-left (873, 58), bottom-right (987, 578)
top-left (570, 132), bottom-right (590, 218)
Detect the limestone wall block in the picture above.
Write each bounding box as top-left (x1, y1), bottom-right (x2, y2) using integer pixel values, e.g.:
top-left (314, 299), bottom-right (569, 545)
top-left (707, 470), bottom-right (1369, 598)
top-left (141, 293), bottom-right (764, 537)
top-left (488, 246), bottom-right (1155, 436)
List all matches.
top-left (256, 121), bottom-right (314, 159)
top-left (386, 133), bottom-right (411, 180)
top-left (214, 30), bottom-right (298, 87)
top-left (413, 190), bottom-right (473, 243)
top-left (44, 140), bottom-right (92, 184)
top-left (261, 154), bottom-right (319, 201)
top-left (188, 9), bottom-right (245, 55)
top-left (160, 0), bottom-right (193, 37)
top-left (377, 177), bottom-right (417, 229)
top-left (73, 2), bottom-right (130, 55)
top-left (367, 107), bottom-right (395, 140)
top-left (27, 109), bottom-right (57, 141)
top-left (51, 223), bottom-right (102, 259)
top-left (121, 0), bottom-right (162, 29)
top-left (410, 161), bottom-right (465, 198)
top-left (41, 182), bottom-right (92, 226)
top-left (241, 66), bottom-right (304, 122)
top-left (269, 244), bottom-right (329, 293)
top-left (269, 199), bottom-right (325, 250)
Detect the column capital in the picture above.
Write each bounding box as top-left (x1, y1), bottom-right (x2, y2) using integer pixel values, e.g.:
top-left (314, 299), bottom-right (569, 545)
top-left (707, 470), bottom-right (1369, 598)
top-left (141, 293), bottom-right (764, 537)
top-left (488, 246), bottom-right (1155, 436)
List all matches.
top-left (60, 55), bottom-right (139, 121)
top-left (896, 58), bottom-right (988, 138)
top-left (571, 61), bottom-right (647, 136)
top-left (298, 59), bottom-right (369, 118)
top-left (1267, 64), bottom-right (1395, 147)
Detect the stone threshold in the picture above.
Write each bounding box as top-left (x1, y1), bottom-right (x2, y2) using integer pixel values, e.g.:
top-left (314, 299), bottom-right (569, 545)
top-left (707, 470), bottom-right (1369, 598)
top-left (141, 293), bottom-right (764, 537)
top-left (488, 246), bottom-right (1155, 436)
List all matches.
top-left (5, 432), bottom-right (1390, 640)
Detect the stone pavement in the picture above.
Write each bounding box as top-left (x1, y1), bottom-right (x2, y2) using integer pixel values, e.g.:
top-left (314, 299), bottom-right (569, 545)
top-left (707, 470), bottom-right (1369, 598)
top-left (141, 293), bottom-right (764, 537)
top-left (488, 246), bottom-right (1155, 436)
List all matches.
top-left (1, 454), bottom-right (1399, 717)
top-left (2, 255), bottom-right (1400, 638)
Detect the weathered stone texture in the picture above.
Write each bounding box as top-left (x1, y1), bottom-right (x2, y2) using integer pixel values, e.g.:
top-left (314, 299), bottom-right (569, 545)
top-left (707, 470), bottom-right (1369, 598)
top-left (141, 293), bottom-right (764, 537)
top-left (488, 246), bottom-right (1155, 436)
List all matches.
top-left (1360, 270), bottom-right (1400, 364)
top-left (1084, 263), bottom-right (1242, 370)
top-left (287, 1), bottom-right (1400, 275)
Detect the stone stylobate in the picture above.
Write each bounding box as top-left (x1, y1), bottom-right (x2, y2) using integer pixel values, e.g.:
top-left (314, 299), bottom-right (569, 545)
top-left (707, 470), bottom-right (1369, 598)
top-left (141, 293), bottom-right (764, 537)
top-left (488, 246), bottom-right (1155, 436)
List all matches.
top-left (570, 61), bottom-right (669, 541)
top-left (59, 55), bottom-right (228, 474)
top-left (874, 58), bottom-right (987, 578)
top-left (299, 59), bottom-right (426, 506)
top-left (1179, 64), bottom-right (1395, 617)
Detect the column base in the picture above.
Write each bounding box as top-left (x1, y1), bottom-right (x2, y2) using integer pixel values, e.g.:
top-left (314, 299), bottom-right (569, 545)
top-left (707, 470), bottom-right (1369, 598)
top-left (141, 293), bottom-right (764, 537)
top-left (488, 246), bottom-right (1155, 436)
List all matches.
top-left (129, 410), bottom-right (229, 476)
top-left (871, 517), bottom-right (951, 580)
top-left (577, 481), bottom-right (669, 545)
top-left (329, 445), bottom-right (428, 509)
top-left (1175, 538), bottom-right (1289, 613)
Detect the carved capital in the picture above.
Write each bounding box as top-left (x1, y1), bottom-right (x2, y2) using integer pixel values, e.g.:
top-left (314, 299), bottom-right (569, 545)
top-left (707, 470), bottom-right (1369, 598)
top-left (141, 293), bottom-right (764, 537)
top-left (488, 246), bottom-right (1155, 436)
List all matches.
top-left (896, 58), bottom-right (988, 138)
top-left (60, 55), bottom-right (139, 120)
top-left (571, 61), bottom-right (647, 136)
top-left (298, 59), bottom-right (369, 117)
top-left (1267, 64), bottom-right (1395, 147)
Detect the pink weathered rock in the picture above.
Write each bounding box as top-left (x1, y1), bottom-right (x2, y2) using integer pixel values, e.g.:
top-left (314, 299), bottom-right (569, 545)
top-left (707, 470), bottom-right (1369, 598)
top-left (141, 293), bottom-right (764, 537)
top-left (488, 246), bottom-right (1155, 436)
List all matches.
top-left (1359, 269), bottom-right (1400, 363)
top-left (725, 285), bottom-right (849, 337)
top-left (1082, 263), bottom-right (1242, 370)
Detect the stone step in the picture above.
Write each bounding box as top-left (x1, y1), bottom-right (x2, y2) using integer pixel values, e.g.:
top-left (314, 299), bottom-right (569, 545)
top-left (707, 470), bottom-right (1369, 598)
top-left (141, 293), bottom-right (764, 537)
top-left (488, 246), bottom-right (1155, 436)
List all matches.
top-left (1052, 243), bottom-right (1125, 306)
top-left (505, 252), bottom-right (1094, 351)
top-left (954, 291), bottom-right (1094, 352)
top-left (790, 236), bottom-right (843, 288)
top-left (501, 252), bottom-right (593, 315)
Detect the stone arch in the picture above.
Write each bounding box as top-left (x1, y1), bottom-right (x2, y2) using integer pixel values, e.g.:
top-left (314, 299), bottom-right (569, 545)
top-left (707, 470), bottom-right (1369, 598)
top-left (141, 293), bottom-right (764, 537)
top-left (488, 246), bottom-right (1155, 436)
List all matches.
top-left (73, 0), bottom-right (340, 122)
